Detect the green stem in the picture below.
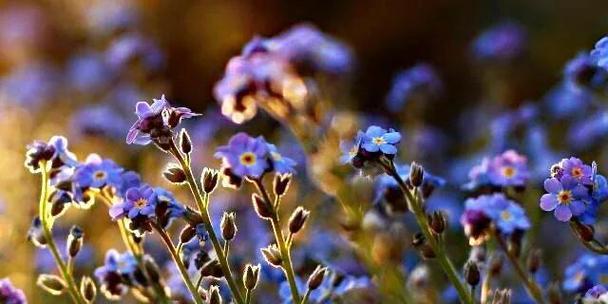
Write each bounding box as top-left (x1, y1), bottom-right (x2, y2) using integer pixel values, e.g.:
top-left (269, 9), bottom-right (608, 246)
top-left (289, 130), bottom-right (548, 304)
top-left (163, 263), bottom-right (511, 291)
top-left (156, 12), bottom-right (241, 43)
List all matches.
top-left (153, 224), bottom-right (204, 304)
top-left (385, 160), bottom-right (474, 304)
top-left (494, 231), bottom-right (546, 304)
top-left (38, 163), bottom-right (86, 304)
top-left (245, 289), bottom-right (251, 304)
top-left (251, 179), bottom-right (301, 303)
top-left (300, 288), bottom-right (311, 304)
top-left (169, 141), bottom-right (245, 304)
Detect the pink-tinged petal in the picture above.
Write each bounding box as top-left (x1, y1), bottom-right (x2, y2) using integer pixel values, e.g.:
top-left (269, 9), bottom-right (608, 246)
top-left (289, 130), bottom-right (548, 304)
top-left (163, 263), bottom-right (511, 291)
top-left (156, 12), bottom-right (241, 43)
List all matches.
top-left (135, 101), bottom-right (151, 117)
top-left (570, 200), bottom-right (586, 216)
top-left (554, 204), bottom-right (573, 222)
top-left (540, 194), bottom-right (558, 211)
top-left (543, 178), bottom-right (562, 193)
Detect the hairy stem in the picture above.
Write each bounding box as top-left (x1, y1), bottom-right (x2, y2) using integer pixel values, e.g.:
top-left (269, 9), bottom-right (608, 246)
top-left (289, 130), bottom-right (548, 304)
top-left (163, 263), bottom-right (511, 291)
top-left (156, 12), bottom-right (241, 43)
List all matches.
top-left (169, 141), bottom-right (245, 304)
top-left (38, 163), bottom-right (86, 304)
top-left (153, 224), bottom-right (204, 304)
top-left (251, 178), bottom-right (301, 303)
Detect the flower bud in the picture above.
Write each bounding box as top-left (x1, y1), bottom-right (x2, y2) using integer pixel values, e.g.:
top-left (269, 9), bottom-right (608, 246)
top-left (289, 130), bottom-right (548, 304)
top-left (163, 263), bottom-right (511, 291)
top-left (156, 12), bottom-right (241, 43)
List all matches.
top-left (180, 225), bottom-right (197, 243)
top-left (526, 249), bottom-right (542, 274)
top-left (143, 256), bottom-right (162, 283)
top-left (209, 285), bottom-right (222, 304)
top-left (220, 212), bottom-right (237, 241)
top-left (80, 276), bottom-right (97, 303)
top-left (67, 225), bottom-right (84, 258)
top-left (489, 253), bottom-right (504, 276)
top-left (180, 129), bottom-right (192, 154)
top-left (252, 193), bottom-right (272, 219)
top-left (243, 264), bottom-right (261, 291)
top-left (28, 217), bottom-right (47, 248)
top-left (49, 190), bottom-right (71, 217)
top-left (200, 259), bottom-right (224, 278)
top-left (194, 251), bottom-right (211, 270)
top-left (288, 207), bottom-right (310, 235)
top-left (412, 232), bottom-right (435, 259)
top-left (428, 211), bottom-right (446, 235)
top-left (409, 162), bottom-right (424, 187)
top-left (572, 221), bottom-right (595, 242)
top-left (202, 168), bottom-right (220, 194)
top-left (307, 265), bottom-right (327, 290)
top-left (37, 274), bottom-right (67, 295)
top-left (464, 261), bottom-right (480, 287)
top-left (163, 165), bottom-right (186, 184)
top-left (51, 201), bottom-right (68, 218)
top-left (184, 207), bottom-right (204, 226)
top-left (547, 282), bottom-right (563, 304)
top-left (492, 289), bottom-right (512, 304)
top-left (273, 173), bottom-right (292, 197)
top-left (261, 244), bottom-right (283, 267)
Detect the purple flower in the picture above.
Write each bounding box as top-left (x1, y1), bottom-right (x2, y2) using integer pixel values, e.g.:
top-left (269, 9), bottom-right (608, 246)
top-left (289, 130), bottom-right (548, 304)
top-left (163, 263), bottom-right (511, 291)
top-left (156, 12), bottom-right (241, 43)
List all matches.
top-left (461, 193), bottom-right (529, 243)
top-left (94, 249), bottom-right (138, 300)
top-left (484, 195), bottom-right (531, 234)
top-left (0, 278), bottom-right (26, 304)
top-left (590, 36), bottom-right (608, 70)
top-left (73, 154), bottom-right (124, 190)
top-left (486, 150), bottom-right (529, 187)
top-left (267, 143), bottom-right (297, 174)
top-left (585, 285), bottom-right (608, 299)
top-left (559, 157), bottom-right (594, 185)
top-left (472, 22), bottom-right (527, 61)
top-left (540, 176), bottom-right (589, 222)
top-left (110, 184), bottom-right (158, 220)
top-left (360, 126), bottom-right (401, 155)
top-left (126, 95), bottom-right (200, 145)
top-left (0, 62), bottom-right (59, 107)
top-left (106, 33), bottom-right (164, 71)
top-left (67, 52), bottom-right (111, 92)
top-left (215, 133), bottom-right (270, 179)
top-left (385, 63), bottom-right (442, 112)
top-left (25, 136), bottom-right (78, 173)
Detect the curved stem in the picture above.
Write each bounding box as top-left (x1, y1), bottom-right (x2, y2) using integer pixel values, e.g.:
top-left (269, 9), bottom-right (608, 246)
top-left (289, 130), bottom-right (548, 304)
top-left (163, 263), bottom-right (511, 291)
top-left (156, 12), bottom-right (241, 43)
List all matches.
top-left (38, 163), bottom-right (86, 304)
top-left (569, 222), bottom-right (608, 254)
top-left (494, 231), bottom-right (546, 304)
top-left (251, 179), bottom-right (301, 303)
top-left (169, 141), bottom-right (245, 304)
top-left (384, 160), bottom-right (474, 304)
top-left (153, 224), bottom-right (204, 304)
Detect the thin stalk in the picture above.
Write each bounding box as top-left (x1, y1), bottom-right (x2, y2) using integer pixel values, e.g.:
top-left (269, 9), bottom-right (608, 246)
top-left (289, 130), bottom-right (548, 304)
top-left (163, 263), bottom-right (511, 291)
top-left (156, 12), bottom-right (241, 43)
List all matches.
top-left (384, 161), bottom-right (474, 304)
top-left (169, 141), bottom-right (245, 304)
top-left (245, 289), bottom-right (251, 304)
top-left (494, 231), bottom-right (546, 304)
top-left (251, 178), bottom-right (301, 303)
top-left (153, 224), bottom-right (204, 304)
top-left (300, 288), bottom-right (312, 304)
top-left (568, 222), bottom-right (608, 254)
top-left (38, 163), bottom-right (86, 304)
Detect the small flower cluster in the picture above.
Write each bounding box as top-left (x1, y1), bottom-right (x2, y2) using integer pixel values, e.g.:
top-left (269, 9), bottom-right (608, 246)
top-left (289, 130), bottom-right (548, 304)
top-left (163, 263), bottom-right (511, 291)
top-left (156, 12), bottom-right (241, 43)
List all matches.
top-left (466, 150), bottom-right (530, 190)
top-left (341, 125), bottom-right (401, 173)
top-left (93, 250), bottom-right (139, 300)
top-left (563, 254), bottom-right (608, 294)
top-left (540, 157), bottom-right (608, 222)
top-left (460, 193), bottom-right (530, 245)
top-left (583, 285), bottom-right (608, 303)
top-left (214, 132), bottom-right (296, 188)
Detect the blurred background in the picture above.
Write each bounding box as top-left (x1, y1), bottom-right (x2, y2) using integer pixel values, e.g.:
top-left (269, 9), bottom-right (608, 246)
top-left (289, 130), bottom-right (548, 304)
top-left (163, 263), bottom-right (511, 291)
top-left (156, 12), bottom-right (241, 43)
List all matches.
top-left (3, 0), bottom-right (608, 303)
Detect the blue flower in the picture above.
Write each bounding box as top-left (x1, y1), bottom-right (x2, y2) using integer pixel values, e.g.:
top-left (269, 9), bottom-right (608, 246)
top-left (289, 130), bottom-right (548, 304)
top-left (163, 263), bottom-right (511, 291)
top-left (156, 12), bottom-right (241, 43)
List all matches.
top-left (109, 184), bottom-right (158, 220)
top-left (0, 278), bottom-right (26, 304)
top-left (485, 196), bottom-right (531, 234)
top-left (465, 150), bottom-right (529, 189)
top-left (558, 157), bottom-right (594, 186)
top-left (154, 187), bottom-right (186, 218)
top-left (385, 63), bottom-right (442, 112)
top-left (215, 133), bottom-right (270, 179)
top-left (94, 249), bottom-right (138, 300)
top-left (339, 133), bottom-right (362, 164)
top-left (472, 22), bottom-right (527, 61)
top-left (67, 52), bottom-right (111, 92)
top-left (25, 136), bottom-right (78, 173)
top-left (590, 36), bottom-right (608, 70)
top-left (584, 285), bottom-right (608, 300)
top-left (73, 154), bottom-right (124, 189)
top-left (360, 126), bottom-right (401, 155)
top-left (540, 176), bottom-right (589, 222)
top-left (267, 143), bottom-right (297, 174)
top-left (563, 254), bottom-right (608, 293)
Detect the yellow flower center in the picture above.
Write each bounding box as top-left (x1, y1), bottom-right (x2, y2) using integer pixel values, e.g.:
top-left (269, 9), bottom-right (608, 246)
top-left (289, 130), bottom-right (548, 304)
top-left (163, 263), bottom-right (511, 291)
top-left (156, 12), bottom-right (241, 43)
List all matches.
top-left (557, 190), bottom-right (572, 205)
top-left (502, 166), bottom-right (516, 178)
top-left (94, 170), bottom-right (107, 180)
top-left (135, 198), bottom-right (148, 208)
top-left (372, 137), bottom-right (385, 145)
top-left (500, 210), bottom-right (512, 221)
top-left (571, 167), bottom-right (583, 178)
top-left (240, 152), bottom-right (257, 166)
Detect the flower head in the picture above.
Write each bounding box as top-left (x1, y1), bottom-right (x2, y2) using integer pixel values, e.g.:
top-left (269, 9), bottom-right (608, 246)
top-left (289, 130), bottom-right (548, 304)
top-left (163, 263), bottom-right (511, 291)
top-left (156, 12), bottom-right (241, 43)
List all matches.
top-left (25, 136), bottom-right (78, 173)
top-left (563, 254), bottom-right (608, 293)
top-left (590, 36), bottom-right (608, 71)
top-left (126, 95), bottom-right (200, 146)
top-left (540, 176), bottom-right (589, 222)
top-left (0, 278), bottom-right (26, 304)
top-left (360, 126), bottom-right (401, 155)
top-left (267, 143), bottom-right (297, 174)
top-left (94, 249), bottom-right (138, 300)
top-left (73, 154), bottom-right (124, 190)
top-left (215, 133), bottom-right (270, 179)
top-left (110, 184), bottom-right (158, 220)
top-left (560, 157), bottom-right (593, 185)
top-left (584, 285), bottom-right (608, 300)
top-left (466, 150), bottom-right (529, 189)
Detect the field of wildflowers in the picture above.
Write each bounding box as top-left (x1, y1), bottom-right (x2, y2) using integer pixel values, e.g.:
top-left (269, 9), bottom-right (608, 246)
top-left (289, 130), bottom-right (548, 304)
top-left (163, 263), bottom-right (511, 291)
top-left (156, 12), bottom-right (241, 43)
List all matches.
top-left (6, 1), bottom-right (608, 303)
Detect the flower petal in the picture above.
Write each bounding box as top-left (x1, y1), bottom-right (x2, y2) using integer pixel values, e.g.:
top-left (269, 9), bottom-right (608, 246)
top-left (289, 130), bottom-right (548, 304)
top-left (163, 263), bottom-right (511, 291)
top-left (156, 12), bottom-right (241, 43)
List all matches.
top-left (570, 200), bottom-right (587, 216)
top-left (554, 204), bottom-right (573, 222)
top-left (383, 132), bottom-right (402, 144)
top-left (539, 194), bottom-right (558, 211)
top-left (543, 178), bottom-right (563, 193)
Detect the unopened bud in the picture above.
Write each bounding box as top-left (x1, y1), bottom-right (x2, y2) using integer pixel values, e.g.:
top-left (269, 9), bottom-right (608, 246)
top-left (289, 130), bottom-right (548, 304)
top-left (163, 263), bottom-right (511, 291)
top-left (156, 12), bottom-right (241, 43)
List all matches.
top-left (67, 226), bottom-right (84, 258)
top-left (243, 264), bottom-right (261, 290)
top-left (526, 249), bottom-right (542, 274)
top-left (180, 225), bottom-right (197, 243)
top-left (409, 162), bottom-right (424, 187)
top-left (220, 212), bottom-right (237, 241)
top-left (202, 168), bottom-right (220, 194)
top-left (307, 265), bottom-right (327, 290)
top-left (180, 129), bottom-right (192, 154)
top-left (194, 251), bottom-right (211, 270)
top-left (252, 193), bottom-right (272, 219)
top-left (49, 191), bottom-right (71, 217)
top-left (143, 257), bottom-right (162, 283)
top-left (428, 211), bottom-right (446, 235)
top-left (200, 259), bottom-right (224, 278)
top-left (547, 282), bottom-right (563, 304)
top-left (288, 207), bottom-right (310, 234)
top-left (412, 232), bottom-right (435, 259)
top-left (80, 276), bottom-right (97, 303)
top-left (261, 244), bottom-right (282, 267)
top-left (273, 174), bottom-right (292, 197)
top-left (163, 165), bottom-right (187, 184)
top-left (209, 285), bottom-right (222, 304)
top-left (573, 221), bottom-right (595, 242)
top-left (37, 274), bottom-right (67, 295)
top-left (51, 201), bottom-right (67, 217)
top-left (464, 261), bottom-right (480, 287)
top-left (489, 253), bottom-right (504, 276)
